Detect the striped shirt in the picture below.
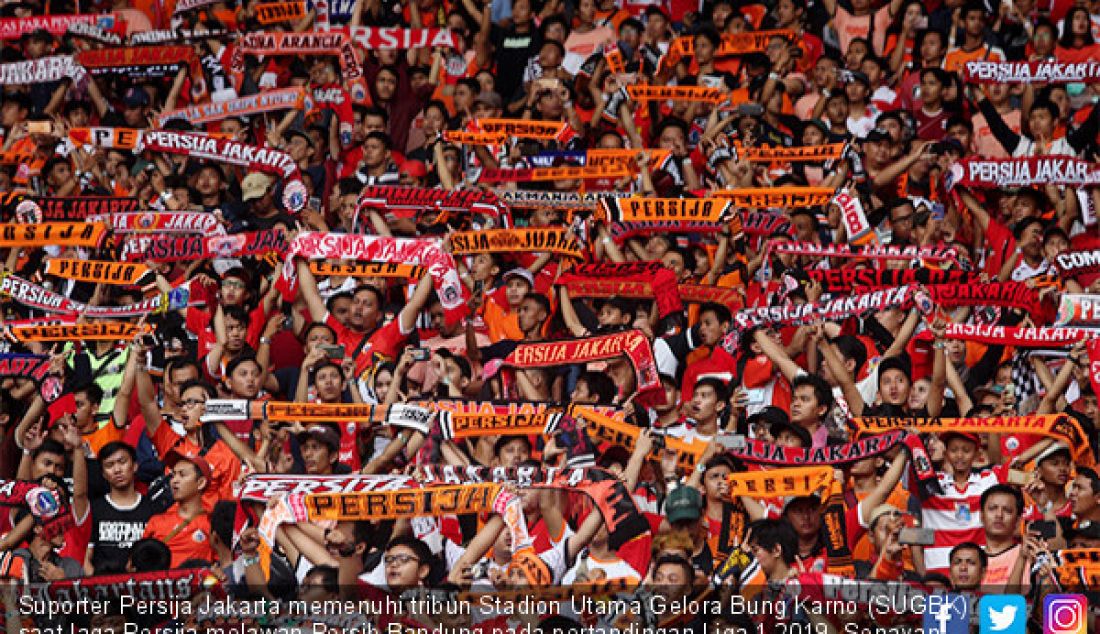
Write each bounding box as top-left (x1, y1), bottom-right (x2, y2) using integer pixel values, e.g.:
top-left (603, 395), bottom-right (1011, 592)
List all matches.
top-left (919, 464), bottom-right (1009, 573)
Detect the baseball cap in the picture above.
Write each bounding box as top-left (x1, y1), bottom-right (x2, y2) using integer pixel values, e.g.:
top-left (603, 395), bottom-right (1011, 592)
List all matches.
top-left (868, 504), bottom-right (902, 529)
top-left (473, 91), bottom-right (503, 110)
top-left (297, 424), bottom-right (341, 453)
top-left (769, 420), bottom-right (812, 448)
top-left (164, 450), bottom-right (214, 486)
top-left (1035, 442), bottom-right (1071, 465)
top-left (401, 160), bottom-right (428, 178)
top-left (502, 268), bottom-right (535, 287)
top-left (241, 172), bottom-right (274, 202)
top-left (845, 70), bottom-right (871, 86)
top-left (285, 127), bottom-right (314, 148)
top-left (46, 393), bottom-right (78, 427)
top-left (940, 430), bottom-right (980, 445)
top-left (665, 486), bottom-right (702, 524)
top-left (861, 128), bottom-right (891, 144)
top-left (124, 86), bottom-right (150, 109)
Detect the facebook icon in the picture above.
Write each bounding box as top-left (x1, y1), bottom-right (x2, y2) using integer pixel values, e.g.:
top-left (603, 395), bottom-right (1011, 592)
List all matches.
top-left (924, 593), bottom-right (970, 634)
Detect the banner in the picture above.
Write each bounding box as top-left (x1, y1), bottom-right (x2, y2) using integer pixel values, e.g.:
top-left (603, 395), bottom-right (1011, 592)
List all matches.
top-left (420, 465), bottom-right (649, 549)
top-left (138, 130), bottom-right (306, 210)
top-left (948, 155), bottom-right (1100, 189)
top-left (599, 198), bottom-right (734, 224)
top-left (1055, 249), bottom-right (1100, 280)
top-left (123, 230), bottom-right (286, 263)
top-left (89, 211), bottom-right (223, 235)
top-left (255, 1), bottom-right (307, 24)
top-left (449, 228), bottom-right (584, 260)
top-left (308, 261), bottom-right (425, 279)
top-left (724, 466), bottom-right (834, 499)
top-left (277, 232), bottom-right (468, 326)
top-left (626, 85), bottom-right (724, 103)
top-left (852, 414), bottom-right (1091, 461)
top-left (0, 222), bottom-right (106, 248)
top-left (305, 483), bottom-right (501, 520)
top-left (348, 26), bottom-right (458, 50)
top-left (807, 268), bottom-right (977, 293)
top-left (497, 330), bottom-right (663, 407)
top-left (964, 60), bottom-right (1100, 84)
top-left (556, 261), bottom-right (683, 319)
top-left (1, 196), bottom-right (140, 221)
top-left (0, 55), bottom-right (85, 84)
top-left (158, 87), bottom-right (310, 126)
top-left (0, 355), bottom-right (63, 402)
top-left (712, 187), bottom-right (834, 209)
top-left (45, 259), bottom-right (150, 285)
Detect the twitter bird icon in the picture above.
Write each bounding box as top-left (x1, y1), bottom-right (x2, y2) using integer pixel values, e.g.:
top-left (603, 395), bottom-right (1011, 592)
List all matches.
top-left (980, 595), bottom-right (1027, 634)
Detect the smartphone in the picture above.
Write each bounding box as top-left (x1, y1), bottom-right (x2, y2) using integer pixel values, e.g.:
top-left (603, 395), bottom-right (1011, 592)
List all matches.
top-left (716, 434), bottom-right (747, 450)
top-left (308, 196), bottom-right (321, 211)
top-left (1006, 469), bottom-right (1030, 486)
top-left (700, 74), bottom-right (724, 89)
top-left (931, 203), bottom-right (945, 221)
top-left (737, 103), bottom-right (764, 117)
top-left (26, 121), bottom-right (52, 135)
top-left (410, 347), bottom-right (431, 362)
top-left (321, 344), bottom-right (346, 360)
top-left (139, 333), bottom-right (159, 348)
top-left (898, 527), bottom-right (935, 546)
top-left (1029, 520), bottom-right (1057, 540)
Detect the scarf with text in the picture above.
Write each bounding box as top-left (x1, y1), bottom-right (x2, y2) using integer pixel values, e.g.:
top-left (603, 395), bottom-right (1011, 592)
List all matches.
top-left (449, 228), bottom-right (584, 260)
top-left (254, 1), bottom-right (307, 23)
top-left (138, 130), bottom-right (305, 210)
top-left (308, 261), bottom-right (425, 279)
top-left (229, 31), bottom-right (364, 98)
top-left (89, 211), bottom-right (224, 235)
top-left (1055, 294), bottom-right (1100, 326)
top-left (239, 474), bottom-right (420, 502)
top-left (44, 259), bottom-right (150, 285)
top-left (0, 195), bottom-right (140, 220)
top-left (437, 410), bottom-right (563, 439)
top-left (772, 241), bottom-right (961, 266)
top-left (556, 262), bottom-right (683, 319)
top-left (0, 55), bottom-right (85, 84)
top-left (479, 165), bottom-right (633, 183)
top-left (722, 286), bottom-right (915, 352)
top-left (0, 273), bottom-right (188, 318)
top-left (599, 197), bottom-right (735, 224)
top-left (4, 322), bottom-right (152, 343)
top-left (421, 465), bottom-right (649, 549)
top-left (24, 568), bottom-right (218, 604)
top-left (355, 185), bottom-right (506, 225)
top-left (0, 354), bottom-right (63, 402)
top-left (947, 155), bottom-right (1100, 189)
top-left (128, 29), bottom-right (235, 45)
top-left (305, 482), bottom-right (502, 521)
top-left (495, 330), bottom-right (664, 407)
top-left (807, 268), bottom-right (977, 293)
top-left (964, 60), bottom-right (1100, 84)
top-left (1055, 247), bottom-right (1100, 280)
top-left (348, 26), bottom-right (459, 49)
top-left (0, 14), bottom-right (114, 39)
top-left (853, 414), bottom-right (1092, 462)
top-left (122, 230), bottom-right (286, 263)
top-left (711, 186), bottom-right (835, 209)
top-left (276, 232), bottom-right (468, 326)
top-left (495, 189), bottom-right (630, 210)
top-left (944, 324), bottom-right (1096, 347)
top-left (443, 130), bottom-right (508, 145)
top-left (158, 87), bottom-right (310, 126)
top-left (926, 281), bottom-right (1044, 315)
top-left (0, 222), bottom-right (107, 248)
top-left (626, 85), bottom-right (725, 103)
top-left (570, 406), bottom-right (706, 470)
top-left (665, 30), bottom-right (795, 63)
top-left (724, 466), bottom-right (834, 499)
top-left (67, 22), bottom-right (122, 45)
top-left (201, 400), bottom-right (433, 433)
top-left (77, 45), bottom-right (197, 79)
top-left (833, 190), bottom-right (875, 246)
top-left (737, 143), bottom-right (847, 163)
top-left (679, 284), bottom-right (744, 310)
top-left (742, 211), bottom-right (793, 237)
top-left (532, 149), bottom-right (673, 171)
top-left (474, 118), bottom-right (574, 142)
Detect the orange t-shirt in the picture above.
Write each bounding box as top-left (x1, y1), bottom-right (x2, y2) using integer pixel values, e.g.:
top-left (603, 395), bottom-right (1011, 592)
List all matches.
top-left (142, 504), bottom-right (213, 568)
top-left (943, 45), bottom-right (1005, 73)
top-left (150, 423), bottom-right (242, 508)
top-left (82, 420), bottom-right (124, 458)
top-left (481, 296), bottom-right (523, 343)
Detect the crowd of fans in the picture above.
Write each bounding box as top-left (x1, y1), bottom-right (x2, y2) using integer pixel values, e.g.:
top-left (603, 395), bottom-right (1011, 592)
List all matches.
top-left (1, 0), bottom-right (1100, 631)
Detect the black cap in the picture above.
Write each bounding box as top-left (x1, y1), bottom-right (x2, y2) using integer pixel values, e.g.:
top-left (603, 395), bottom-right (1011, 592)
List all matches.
top-left (769, 420), bottom-right (812, 447)
top-left (862, 128), bottom-right (891, 144)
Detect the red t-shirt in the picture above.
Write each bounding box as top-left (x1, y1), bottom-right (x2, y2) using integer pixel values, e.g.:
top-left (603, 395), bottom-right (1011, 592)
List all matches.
top-left (325, 313), bottom-right (409, 377)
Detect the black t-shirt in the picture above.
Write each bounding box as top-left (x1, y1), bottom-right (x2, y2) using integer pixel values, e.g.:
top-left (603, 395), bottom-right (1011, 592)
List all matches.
top-left (89, 493), bottom-right (156, 574)
top-left (490, 24), bottom-right (542, 103)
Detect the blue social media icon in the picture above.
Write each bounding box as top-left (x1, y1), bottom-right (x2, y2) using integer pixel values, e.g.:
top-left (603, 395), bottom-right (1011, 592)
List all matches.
top-left (981, 595), bottom-right (1027, 634)
top-left (924, 593), bottom-right (970, 634)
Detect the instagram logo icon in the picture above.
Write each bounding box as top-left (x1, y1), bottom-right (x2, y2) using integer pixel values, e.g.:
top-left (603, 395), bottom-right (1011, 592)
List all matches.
top-left (1044, 595), bottom-right (1087, 634)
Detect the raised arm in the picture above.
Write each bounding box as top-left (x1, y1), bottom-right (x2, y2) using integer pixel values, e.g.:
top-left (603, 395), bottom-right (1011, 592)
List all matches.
top-left (752, 328), bottom-right (804, 382)
top-left (296, 259), bottom-right (329, 323)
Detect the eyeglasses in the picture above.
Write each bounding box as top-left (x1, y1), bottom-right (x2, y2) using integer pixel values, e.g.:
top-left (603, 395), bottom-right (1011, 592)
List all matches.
top-left (181, 398), bottom-right (206, 408)
top-left (222, 279), bottom-right (246, 289)
top-left (384, 554), bottom-right (420, 566)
